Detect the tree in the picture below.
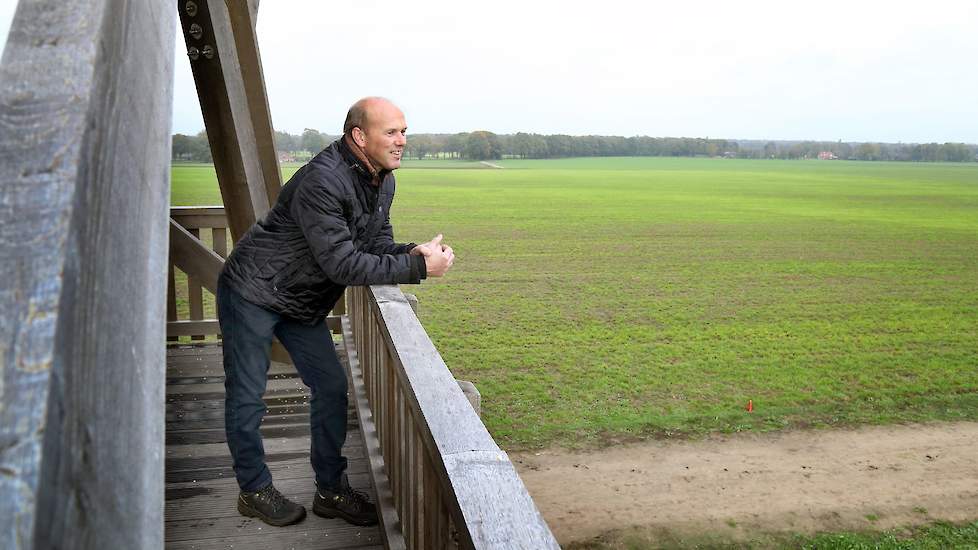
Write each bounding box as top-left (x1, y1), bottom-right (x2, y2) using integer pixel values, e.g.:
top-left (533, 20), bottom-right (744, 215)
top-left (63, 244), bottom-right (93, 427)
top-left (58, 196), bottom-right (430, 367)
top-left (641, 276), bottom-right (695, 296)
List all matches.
top-left (301, 128), bottom-right (327, 154)
top-left (406, 134), bottom-right (432, 160)
top-left (462, 131), bottom-right (501, 160)
top-left (171, 134), bottom-right (194, 160)
top-left (190, 130), bottom-right (213, 162)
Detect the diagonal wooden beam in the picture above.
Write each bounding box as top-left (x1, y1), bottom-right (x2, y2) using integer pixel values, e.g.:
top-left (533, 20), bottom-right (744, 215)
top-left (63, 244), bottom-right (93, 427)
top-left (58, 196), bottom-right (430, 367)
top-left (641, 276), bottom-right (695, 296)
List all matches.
top-left (169, 219), bottom-right (225, 294)
top-left (177, 0), bottom-right (282, 242)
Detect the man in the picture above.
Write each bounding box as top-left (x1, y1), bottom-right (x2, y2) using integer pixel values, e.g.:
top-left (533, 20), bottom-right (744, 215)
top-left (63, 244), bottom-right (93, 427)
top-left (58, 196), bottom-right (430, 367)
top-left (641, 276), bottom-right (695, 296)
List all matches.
top-left (216, 97), bottom-right (454, 527)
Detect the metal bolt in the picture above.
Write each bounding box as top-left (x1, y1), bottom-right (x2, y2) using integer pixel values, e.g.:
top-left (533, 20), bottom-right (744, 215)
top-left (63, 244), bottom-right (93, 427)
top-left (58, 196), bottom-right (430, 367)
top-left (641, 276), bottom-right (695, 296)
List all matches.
top-left (189, 23), bottom-right (203, 40)
top-left (185, 1), bottom-right (198, 17)
top-left (202, 45), bottom-right (215, 59)
top-left (187, 46), bottom-right (200, 61)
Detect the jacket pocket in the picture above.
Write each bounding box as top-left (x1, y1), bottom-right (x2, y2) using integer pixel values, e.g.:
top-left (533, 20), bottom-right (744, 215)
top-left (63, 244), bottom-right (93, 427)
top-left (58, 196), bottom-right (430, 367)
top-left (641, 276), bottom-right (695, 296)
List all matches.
top-left (273, 258), bottom-right (305, 290)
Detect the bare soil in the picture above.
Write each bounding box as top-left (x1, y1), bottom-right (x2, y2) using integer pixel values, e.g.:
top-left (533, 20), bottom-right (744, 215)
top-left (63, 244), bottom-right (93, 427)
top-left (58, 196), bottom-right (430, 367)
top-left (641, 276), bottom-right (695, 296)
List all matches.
top-left (512, 422), bottom-right (978, 546)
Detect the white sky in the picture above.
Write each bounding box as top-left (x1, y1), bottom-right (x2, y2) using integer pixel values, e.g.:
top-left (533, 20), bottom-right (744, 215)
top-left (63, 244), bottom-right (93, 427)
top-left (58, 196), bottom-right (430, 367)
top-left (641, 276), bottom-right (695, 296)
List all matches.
top-left (2, 1), bottom-right (977, 143)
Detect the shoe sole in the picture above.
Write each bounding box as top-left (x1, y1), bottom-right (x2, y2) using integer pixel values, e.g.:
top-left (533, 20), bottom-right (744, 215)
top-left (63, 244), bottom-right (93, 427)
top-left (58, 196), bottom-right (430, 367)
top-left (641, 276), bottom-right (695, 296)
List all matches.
top-left (238, 499), bottom-right (307, 527)
top-left (313, 501), bottom-right (379, 526)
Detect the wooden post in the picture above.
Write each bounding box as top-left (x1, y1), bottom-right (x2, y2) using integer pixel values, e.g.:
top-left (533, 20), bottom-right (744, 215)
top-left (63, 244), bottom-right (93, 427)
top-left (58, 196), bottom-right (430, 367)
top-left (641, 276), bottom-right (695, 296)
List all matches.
top-left (0, 1), bottom-right (174, 548)
top-left (177, 0), bottom-right (282, 242)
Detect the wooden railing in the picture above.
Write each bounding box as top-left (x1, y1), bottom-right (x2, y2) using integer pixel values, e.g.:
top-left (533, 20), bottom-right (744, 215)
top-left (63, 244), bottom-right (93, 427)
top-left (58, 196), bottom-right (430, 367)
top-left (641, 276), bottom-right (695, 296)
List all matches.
top-left (167, 206), bottom-right (229, 340)
top-left (345, 285), bottom-right (559, 550)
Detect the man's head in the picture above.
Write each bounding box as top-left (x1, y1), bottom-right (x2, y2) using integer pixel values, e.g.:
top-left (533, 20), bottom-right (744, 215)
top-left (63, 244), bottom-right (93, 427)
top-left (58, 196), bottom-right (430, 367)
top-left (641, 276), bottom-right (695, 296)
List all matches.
top-left (344, 97), bottom-right (407, 171)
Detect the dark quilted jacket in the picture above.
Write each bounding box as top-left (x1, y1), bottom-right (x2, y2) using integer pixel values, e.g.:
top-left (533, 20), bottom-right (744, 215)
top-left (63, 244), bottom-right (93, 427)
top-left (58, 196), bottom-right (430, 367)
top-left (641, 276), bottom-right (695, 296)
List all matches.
top-left (220, 138), bottom-right (426, 323)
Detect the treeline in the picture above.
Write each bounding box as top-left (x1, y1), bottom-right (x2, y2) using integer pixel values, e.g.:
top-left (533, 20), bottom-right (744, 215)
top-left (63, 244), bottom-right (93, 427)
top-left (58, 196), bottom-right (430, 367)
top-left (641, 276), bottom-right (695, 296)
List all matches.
top-left (172, 128), bottom-right (338, 162)
top-left (172, 129), bottom-right (978, 163)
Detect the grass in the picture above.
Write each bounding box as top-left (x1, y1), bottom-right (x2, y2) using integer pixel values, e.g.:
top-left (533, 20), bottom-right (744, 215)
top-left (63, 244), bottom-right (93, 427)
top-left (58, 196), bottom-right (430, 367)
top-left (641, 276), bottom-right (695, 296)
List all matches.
top-left (565, 520), bottom-right (978, 549)
top-left (171, 157), bottom-right (978, 449)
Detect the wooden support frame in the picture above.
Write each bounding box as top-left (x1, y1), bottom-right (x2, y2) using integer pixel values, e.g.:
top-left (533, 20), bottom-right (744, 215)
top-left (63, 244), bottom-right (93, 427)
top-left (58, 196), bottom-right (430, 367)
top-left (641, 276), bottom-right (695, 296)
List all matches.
top-left (177, 0), bottom-right (282, 242)
top-left (169, 219), bottom-right (225, 294)
top-left (0, 1), bottom-right (175, 548)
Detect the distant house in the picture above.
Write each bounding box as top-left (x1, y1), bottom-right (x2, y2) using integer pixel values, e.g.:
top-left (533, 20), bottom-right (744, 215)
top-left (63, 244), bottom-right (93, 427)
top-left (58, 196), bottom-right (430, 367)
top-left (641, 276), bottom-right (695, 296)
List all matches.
top-left (278, 151), bottom-right (296, 163)
top-left (818, 151), bottom-right (838, 160)
top-left (722, 151), bottom-right (737, 158)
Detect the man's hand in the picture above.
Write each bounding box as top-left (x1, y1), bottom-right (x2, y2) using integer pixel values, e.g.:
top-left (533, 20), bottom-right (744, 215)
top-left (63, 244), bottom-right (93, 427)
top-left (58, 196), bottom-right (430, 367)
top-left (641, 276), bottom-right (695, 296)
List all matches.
top-left (411, 234), bottom-right (454, 277)
top-left (411, 234), bottom-right (448, 255)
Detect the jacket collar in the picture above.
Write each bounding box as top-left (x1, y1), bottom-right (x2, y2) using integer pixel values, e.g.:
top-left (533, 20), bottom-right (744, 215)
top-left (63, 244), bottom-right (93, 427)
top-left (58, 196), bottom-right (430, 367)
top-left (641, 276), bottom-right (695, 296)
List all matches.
top-left (338, 134), bottom-right (389, 187)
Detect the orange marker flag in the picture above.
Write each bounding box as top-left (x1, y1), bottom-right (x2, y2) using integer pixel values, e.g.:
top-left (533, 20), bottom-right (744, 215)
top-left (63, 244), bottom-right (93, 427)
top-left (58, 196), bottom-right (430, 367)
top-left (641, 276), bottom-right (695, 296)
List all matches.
top-left (746, 399), bottom-right (753, 413)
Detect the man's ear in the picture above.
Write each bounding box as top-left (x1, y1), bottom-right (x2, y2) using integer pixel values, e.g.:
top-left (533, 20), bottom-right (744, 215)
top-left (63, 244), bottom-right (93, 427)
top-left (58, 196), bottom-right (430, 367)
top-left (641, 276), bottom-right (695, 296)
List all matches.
top-left (352, 127), bottom-right (367, 147)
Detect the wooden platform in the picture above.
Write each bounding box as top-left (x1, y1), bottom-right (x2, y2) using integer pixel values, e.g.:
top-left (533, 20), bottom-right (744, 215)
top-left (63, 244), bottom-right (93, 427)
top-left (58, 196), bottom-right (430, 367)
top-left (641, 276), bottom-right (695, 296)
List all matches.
top-left (164, 342), bottom-right (384, 550)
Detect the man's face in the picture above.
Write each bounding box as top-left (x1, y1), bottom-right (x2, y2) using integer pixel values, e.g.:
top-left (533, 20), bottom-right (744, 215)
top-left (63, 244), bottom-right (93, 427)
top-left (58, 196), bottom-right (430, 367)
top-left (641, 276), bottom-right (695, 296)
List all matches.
top-left (357, 102), bottom-right (407, 171)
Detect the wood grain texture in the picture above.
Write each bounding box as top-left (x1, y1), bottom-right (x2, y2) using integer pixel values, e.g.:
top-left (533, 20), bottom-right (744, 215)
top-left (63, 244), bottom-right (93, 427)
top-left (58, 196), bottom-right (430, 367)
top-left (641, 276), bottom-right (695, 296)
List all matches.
top-left (352, 286), bottom-right (560, 549)
top-left (170, 218), bottom-right (224, 294)
top-left (178, 0), bottom-right (278, 242)
top-left (0, 1), bottom-right (174, 548)
top-left (170, 205), bottom-right (228, 232)
top-left (342, 315), bottom-right (409, 550)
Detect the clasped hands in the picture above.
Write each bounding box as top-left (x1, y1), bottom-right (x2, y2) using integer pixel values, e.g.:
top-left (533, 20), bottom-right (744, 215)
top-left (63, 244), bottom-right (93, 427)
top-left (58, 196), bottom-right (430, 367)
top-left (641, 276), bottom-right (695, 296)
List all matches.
top-left (410, 234), bottom-right (455, 277)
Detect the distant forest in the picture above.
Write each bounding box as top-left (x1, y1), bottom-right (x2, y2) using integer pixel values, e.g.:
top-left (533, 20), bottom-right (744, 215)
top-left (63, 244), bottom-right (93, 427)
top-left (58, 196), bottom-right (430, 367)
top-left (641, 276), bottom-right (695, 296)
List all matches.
top-left (172, 129), bottom-right (978, 163)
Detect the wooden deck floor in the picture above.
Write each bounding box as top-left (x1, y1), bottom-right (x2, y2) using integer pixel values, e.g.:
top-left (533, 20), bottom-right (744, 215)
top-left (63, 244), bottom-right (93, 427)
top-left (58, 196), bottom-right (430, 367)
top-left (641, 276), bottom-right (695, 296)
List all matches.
top-left (164, 342), bottom-right (384, 550)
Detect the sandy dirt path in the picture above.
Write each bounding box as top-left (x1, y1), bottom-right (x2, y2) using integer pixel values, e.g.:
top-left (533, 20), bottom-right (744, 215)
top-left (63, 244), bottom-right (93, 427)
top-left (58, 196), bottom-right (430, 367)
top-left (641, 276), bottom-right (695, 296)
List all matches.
top-left (512, 422), bottom-right (978, 545)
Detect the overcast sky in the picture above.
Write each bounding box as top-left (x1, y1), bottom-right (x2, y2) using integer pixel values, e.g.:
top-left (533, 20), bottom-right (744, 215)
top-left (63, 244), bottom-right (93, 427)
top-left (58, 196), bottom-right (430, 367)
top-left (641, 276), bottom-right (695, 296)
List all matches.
top-left (2, 1), bottom-right (976, 143)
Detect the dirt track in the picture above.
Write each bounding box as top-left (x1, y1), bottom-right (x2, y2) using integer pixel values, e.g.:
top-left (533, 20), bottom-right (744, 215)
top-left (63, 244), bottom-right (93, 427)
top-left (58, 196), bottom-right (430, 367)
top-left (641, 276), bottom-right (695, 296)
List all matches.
top-left (512, 422), bottom-right (978, 545)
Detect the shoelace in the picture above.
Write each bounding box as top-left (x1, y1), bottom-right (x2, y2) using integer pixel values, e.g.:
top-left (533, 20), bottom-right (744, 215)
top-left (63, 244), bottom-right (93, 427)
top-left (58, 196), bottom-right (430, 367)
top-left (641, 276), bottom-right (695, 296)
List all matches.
top-left (334, 486), bottom-right (371, 512)
top-left (258, 485), bottom-right (287, 511)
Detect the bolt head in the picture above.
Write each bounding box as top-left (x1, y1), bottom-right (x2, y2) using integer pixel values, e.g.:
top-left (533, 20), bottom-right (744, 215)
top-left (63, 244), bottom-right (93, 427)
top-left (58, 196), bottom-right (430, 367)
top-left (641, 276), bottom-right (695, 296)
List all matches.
top-left (185, 1), bottom-right (198, 17)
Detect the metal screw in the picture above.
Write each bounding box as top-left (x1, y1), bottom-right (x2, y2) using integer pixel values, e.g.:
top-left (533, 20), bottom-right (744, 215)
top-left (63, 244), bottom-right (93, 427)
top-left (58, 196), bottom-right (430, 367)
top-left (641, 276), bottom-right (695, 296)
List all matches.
top-left (187, 46), bottom-right (200, 61)
top-left (185, 1), bottom-right (198, 17)
top-left (202, 45), bottom-right (215, 59)
top-left (189, 23), bottom-right (203, 40)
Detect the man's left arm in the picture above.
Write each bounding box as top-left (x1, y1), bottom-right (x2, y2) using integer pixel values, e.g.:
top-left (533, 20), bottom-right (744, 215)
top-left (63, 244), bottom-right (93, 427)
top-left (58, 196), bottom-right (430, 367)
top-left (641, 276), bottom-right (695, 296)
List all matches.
top-left (366, 218), bottom-right (416, 256)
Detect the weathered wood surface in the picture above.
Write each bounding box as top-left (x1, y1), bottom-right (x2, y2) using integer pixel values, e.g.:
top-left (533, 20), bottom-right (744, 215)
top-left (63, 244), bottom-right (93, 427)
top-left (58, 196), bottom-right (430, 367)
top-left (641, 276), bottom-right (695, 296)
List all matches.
top-left (165, 343), bottom-right (386, 549)
top-left (353, 286), bottom-right (560, 549)
top-left (342, 316), bottom-right (409, 550)
top-left (170, 218), bottom-right (224, 294)
top-left (178, 0), bottom-right (281, 243)
top-left (0, 1), bottom-right (174, 548)
top-left (170, 205), bottom-right (229, 230)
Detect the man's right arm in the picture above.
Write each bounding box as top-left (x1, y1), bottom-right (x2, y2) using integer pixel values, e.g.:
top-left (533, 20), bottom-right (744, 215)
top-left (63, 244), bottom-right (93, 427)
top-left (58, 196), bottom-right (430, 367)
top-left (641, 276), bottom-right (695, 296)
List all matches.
top-left (291, 176), bottom-right (426, 285)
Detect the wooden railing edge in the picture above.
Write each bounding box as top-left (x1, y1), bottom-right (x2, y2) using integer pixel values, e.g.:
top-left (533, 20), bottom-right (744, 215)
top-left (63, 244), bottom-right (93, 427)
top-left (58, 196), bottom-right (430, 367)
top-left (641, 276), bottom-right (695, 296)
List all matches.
top-left (358, 284), bottom-right (560, 549)
top-left (340, 314), bottom-right (409, 550)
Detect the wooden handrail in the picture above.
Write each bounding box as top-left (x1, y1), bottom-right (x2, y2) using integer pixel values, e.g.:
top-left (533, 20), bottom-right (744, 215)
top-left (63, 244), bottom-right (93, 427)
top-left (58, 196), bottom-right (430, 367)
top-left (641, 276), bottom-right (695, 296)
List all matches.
top-left (167, 206), bottom-right (228, 340)
top-left (345, 285), bottom-right (559, 550)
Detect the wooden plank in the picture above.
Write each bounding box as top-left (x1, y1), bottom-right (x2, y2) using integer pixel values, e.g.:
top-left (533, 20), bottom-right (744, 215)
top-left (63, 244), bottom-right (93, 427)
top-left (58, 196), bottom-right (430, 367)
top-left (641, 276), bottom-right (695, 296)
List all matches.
top-left (443, 451), bottom-right (560, 550)
top-left (165, 433), bottom-right (365, 461)
top-left (226, 0), bottom-right (283, 202)
top-left (170, 219), bottom-right (224, 294)
top-left (342, 316), bottom-right (408, 550)
top-left (178, 0), bottom-right (278, 242)
top-left (187, 230), bottom-right (205, 341)
top-left (0, 1), bottom-right (174, 548)
top-left (169, 206), bottom-right (228, 230)
top-left (168, 263), bottom-right (179, 342)
top-left (212, 227), bottom-right (228, 258)
top-left (165, 455), bottom-right (369, 485)
top-left (167, 515), bottom-right (382, 547)
top-left (167, 319), bottom-right (221, 337)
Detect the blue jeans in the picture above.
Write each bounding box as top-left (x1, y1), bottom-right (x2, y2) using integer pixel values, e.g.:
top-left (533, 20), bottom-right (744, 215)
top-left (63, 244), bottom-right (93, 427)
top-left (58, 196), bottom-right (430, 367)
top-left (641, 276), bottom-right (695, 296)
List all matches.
top-left (216, 275), bottom-right (348, 492)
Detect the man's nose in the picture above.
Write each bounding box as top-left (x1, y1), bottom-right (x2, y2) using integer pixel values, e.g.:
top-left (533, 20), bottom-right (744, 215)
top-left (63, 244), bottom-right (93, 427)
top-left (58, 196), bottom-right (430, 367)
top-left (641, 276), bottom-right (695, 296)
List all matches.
top-left (395, 133), bottom-right (406, 146)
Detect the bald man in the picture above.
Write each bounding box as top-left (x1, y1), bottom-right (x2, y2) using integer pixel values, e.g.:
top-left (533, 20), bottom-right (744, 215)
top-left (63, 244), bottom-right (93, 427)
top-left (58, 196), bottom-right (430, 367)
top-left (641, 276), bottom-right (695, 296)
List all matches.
top-left (217, 97), bottom-right (454, 527)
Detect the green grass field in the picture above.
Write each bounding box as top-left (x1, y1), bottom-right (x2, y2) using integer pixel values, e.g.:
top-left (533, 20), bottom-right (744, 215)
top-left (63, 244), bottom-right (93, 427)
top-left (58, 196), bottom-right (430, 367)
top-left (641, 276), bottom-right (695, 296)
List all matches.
top-left (171, 157), bottom-right (978, 449)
